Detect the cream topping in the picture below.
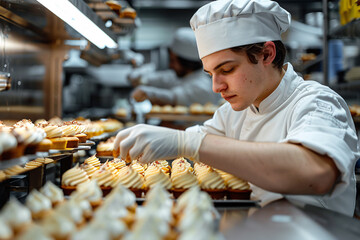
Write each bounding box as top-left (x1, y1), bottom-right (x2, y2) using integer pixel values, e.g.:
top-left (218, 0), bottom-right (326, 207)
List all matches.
top-left (1, 197), bottom-right (32, 229)
top-left (62, 165), bottom-right (90, 186)
top-left (111, 158), bottom-right (126, 169)
top-left (43, 125), bottom-right (63, 138)
top-left (41, 212), bottom-right (76, 238)
top-left (106, 184), bottom-right (136, 207)
top-left (0, 217), bottom-right (13, 239)
top-left (195, 165), bottom-right (225, 190)
top-left (81, 163), bottom-right (97, 178)
top-left (91, 169), bottom-right (114, 187)
top-left (84, 155), bottom-right (101, 167)
top-left (40, 181), bottom-right (64, 204)
top-left (88, 215), bottom-right (127, 239)
top-left (54, 200), bottom-right (84, 225)
top-left (144, 165), bottom-right (172, 190)
top-left (16, 225), bottom-right (52, 240)
top-left (97, 142), bottom-right (114, 152)
top-left (217, 170), bottom-right (250, 190)
top-left (25, 189), bottom-right (52, 214)
top-left (171, 164), bottom-right (198, 189)
top-left (112, 166), bottom-right (144, 189)
top-left (0, 131), bottom-right (17, 152)
top-left (71, 180), bottom-right (103, 203)
top-left (59, 125), bottom-right (77, 136)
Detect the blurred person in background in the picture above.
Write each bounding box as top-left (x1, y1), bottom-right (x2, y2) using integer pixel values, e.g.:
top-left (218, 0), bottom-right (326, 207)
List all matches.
top-left (129, 27), bottom-right (220, 106)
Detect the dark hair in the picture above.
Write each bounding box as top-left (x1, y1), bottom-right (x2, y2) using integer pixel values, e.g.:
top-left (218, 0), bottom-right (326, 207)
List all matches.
top-left (176, 55), bottom-right (203, 72)
top-left (230, 41), bottom-right (286, 71)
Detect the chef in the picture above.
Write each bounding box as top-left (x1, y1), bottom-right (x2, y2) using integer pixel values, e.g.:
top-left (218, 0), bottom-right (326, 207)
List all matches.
top-left (114, 0), bottom-right (359, 216)
top-left (130, 27), bottom-right (220, 106)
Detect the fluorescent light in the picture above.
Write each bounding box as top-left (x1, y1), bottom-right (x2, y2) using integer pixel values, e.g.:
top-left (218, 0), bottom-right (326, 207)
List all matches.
top-left (36, 0), bottom-right (118, 49)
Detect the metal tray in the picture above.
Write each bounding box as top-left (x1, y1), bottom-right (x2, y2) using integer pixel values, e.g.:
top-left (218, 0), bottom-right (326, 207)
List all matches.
top-left (78, 140), bottom-right (96, 146)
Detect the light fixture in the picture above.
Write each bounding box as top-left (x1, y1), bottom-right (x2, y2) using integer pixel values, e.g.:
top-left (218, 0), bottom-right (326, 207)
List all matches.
top-left (36, 0), bottom-right (118, 49)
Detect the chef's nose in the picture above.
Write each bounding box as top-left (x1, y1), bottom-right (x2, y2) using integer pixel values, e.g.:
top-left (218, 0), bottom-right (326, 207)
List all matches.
top-left (212, 75), bottom-right (227, 93)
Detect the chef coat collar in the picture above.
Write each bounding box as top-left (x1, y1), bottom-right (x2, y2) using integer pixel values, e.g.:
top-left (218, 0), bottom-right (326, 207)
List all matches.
top-left (254, 63), bottom-right (299, 114)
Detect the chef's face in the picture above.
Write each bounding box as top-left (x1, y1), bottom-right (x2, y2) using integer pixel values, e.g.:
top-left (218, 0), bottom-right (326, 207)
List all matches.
top-left (202, 49), bottom-right (267, 111)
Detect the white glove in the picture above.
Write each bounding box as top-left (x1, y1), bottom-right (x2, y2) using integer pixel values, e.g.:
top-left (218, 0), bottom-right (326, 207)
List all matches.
top-left (131, 86), bottom-right (175, 105)
top-left (113, 124), bottom-right (207, 163)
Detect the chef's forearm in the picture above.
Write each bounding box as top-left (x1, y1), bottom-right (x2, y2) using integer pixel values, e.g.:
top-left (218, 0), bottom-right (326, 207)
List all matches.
top-left (198, 134), bottom-right (340, 195)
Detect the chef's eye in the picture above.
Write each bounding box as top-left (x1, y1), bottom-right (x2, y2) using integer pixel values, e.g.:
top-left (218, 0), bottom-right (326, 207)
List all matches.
top-left (221, 68), bottom-right (234, 74)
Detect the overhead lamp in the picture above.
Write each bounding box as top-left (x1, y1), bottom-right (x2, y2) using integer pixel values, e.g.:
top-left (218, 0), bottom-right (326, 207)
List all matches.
top-left (36, 0), bottom-right (118, 49)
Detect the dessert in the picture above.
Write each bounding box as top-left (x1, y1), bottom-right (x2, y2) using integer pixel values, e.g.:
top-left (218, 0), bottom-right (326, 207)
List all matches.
top-left (24, 160), bottom-right (43, 170)
top-left (12, 120), bottom-right (46, 154)
top-left (54, 200), bottom-right (87, 228)
top-left (96, 141), bottom-right (114, 157)
top-left (194, 163), bottom-right (226, 199)
top-left (61, 164), bottom-right (90, 195)
top-left (0, 217), bottom-right (13, 240)
top-left (40, 181), bottom-right (65, 207)
top-left (80, 163), bottom-right (97, 178)
top-left (111, 166), bottom-right (145, 197)
top-left (174, 105), bottom-right (189, 114)
top-left (130, 160), bottom-right (146, 176)
top-left (91, 168), bottom-right (114, 196)
top-left (119, 7), bottom-right (137, 19)
top-left (150, 104), bottom-right (162, 113)
top-left (42, 125), bottom-right (66, 150)
top-left (35, 138), bottom-right (52, 152)
top-left (0, 131), bottom-right (21, 160)
top-left (70, 180), bottom-right (103, 209)
top-left (33, 157), bottom-right (54, 164)
top-left (144, 164), bottom-right (172, 191)
top-left (41, 211), bottom-right (76, 240)
top-left (189, 103), bottom-right (204, 115)
top-left (171, 159), bottom-right (198, 198)
top-left (84, 155), bottom-right (101, 168)
top-left (25, 189), bottom-right (52, 220)
top-left (217, 169), bottom-right (252, 199)
top-left (59, 124), bottom-right (79, 148)
top-left (161, 104), bottom-right (174, 114)
top-left (0, 170), bottom-right (7, 182)
top-left (203, 102), bottom-right (218, 115)
top-left (15, 225), bottom-right (52, 240)
top-left (1, 197), bottom-right (32, 234)
top-left (110, 158), bottom-right (126, 170)
top-left (3, 165), bottom-right (25, 177)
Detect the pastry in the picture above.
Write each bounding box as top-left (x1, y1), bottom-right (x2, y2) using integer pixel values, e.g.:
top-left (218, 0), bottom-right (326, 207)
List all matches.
top-left (35, 138), bottom-right (52, 152)
top-left (91, 168), bottom-right (114, 196)
top-left (194, 163), bottom-right (226, 199)
top-left (80, 163), bottom-right (98, 178)
top-left (54, 200), bottom-right (87, 228)
top-left (71, 180), bottom-right (103, 209)
top-left (144, 164), bottom-right (172, 191)
top-left (41, 211), bottom-right (76, 240)
top-left (96, 142), bottom-right (114, 157)
top-left (61, 164), bottom-right (90, 195)
top-left (0, 131), bottom-right (21, 160)
top-left (217, 169), bottom-right (252, 200)
top-left (174, 105), bottom-right (189, 114)
top-left (0, 197), bottom-right (32, 235)
top-left (24, 160), bottom-right (43, 170)
top-left (25, 189), bottom-right (52, 220)
top-left (84, 155), bottom-right (101, 168)
top-left (40, 181), bottom-right (65, 207)
top-left (111, 166), bottom-right (145, 197)
top-left (119, 7), bottom-right (137, 19)
top-left (171, 159), bottom-right (198, 198)
top-left (189, 103), bottom-right (204, 115)
top-left (0, 217), bottom-right (13, 240)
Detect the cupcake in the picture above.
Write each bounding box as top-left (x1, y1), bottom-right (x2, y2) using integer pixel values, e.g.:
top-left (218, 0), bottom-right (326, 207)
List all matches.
top-left (35, 138), bottom-right (52, 152)
top-left (203, 102), bottom-right (218, 115)
top-left (70, 180), bottom-right (103, 209)
top-left (24, 160), bottom-right (43, 170)
top-left (217, 170), bottom-right (252, 200)
top-left (25, 189), bottom-right (52, 220)
top-left (0, 131), bottom-right (21, 160)
top-left (80, 163), bottom-right (97, 178)
top-left (61, 164), bottom-right (90, 195)
top-left (3, 165), bottom-right (25, 177)
top-left (54, 200), bottom-right (88, 228)
top-left (144, 164), bottom-right (172, 192)
top-left (194, 163), bottom-right (226, 199)
top-left (34, 158), bottom-right (54, 164)
top-left (0, 217), bottom-right (13, 240)
top-left (91, 169), bottom-right (115, 196)
top-left (59, 124), bottom-right (79, 148)
top-left (171, 161), bottom-right (198, 198)
top-left (41, 211), bottom-right (76, 240)
top-left (42, 125), bottom-right (66, 150)
top-left (12, 121), bottom-right (46, 154)
top-left (110, 158), bottom-right (126, 170)
top-left (189, 103), bottom-right (204, 115)
top-left (173, 105), bottom-right (189, 114)
top-left (40, 181), bottom-right (65, 207)
top-left (130, 160), bottom-right (146, 176)
top-left (153, 160), bottom-right (171, 175)
top-left (15, 224), bottom-right (52, 240)
top-left (83, 214), bottom-right (128, 240)
top-left (1, 197), bottom-right (32, 235)
top-left (84, 155), bottom-right (101, 168)
top-left (111, 166), bottom-right (145, 197)
top-left (96, 142), bottom-right (114, 157)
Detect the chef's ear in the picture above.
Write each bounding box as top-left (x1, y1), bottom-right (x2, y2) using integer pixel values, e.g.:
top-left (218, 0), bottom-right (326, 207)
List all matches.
top-left (262, 41), bottom-right (276, 65)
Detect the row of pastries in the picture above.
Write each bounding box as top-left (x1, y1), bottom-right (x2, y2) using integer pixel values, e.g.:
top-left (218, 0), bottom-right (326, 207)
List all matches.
top-left (0, 118), bottom-right (123, 161)
top-left (0, 181), bottom-right (223, 240)
top-left (61, 155), bottom-right (251, 200)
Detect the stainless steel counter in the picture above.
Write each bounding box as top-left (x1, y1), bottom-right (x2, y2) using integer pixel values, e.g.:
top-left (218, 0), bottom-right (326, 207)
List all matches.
top-left (219, 200), bottom-right (360, 240)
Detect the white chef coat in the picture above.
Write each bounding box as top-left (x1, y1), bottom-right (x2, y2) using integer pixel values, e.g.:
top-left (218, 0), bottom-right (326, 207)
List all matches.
top-left (188, 63), bottom-right (359, 216)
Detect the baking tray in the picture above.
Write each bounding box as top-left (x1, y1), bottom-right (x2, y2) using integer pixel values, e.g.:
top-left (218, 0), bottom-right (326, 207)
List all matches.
top-left (78, 140), bottom-right (96, 146)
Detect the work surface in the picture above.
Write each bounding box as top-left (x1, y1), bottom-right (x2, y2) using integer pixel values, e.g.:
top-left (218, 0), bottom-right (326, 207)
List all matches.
top-left (219, 199), bottom-right (360, 240)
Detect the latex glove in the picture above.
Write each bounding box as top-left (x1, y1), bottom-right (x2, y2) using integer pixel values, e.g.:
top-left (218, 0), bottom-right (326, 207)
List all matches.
top-left (113, 124), bottom-right (207, 163)
top-left (131, 86), bottom-right (176, 105)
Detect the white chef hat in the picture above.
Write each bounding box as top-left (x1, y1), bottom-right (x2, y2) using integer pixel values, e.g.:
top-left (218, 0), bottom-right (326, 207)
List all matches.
top-left (169, 27), bottom-right (200, 62)
top-left (190, 0), bottom-right (291, 59)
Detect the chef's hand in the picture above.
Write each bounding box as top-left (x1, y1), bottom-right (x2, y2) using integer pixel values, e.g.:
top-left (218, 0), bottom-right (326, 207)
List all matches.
top-left (131, 86), bottom-right (148, 102)
top-left (113, 124), bottom-right (207, 164)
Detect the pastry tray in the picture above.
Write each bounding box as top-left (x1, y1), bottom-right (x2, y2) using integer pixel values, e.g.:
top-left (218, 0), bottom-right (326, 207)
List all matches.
top-left (135, 198), bottom-right (260, 208)
top-left (48, 145), bottom-right (91, 154)
top-left (78, 140), bottom-right (96, 146)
